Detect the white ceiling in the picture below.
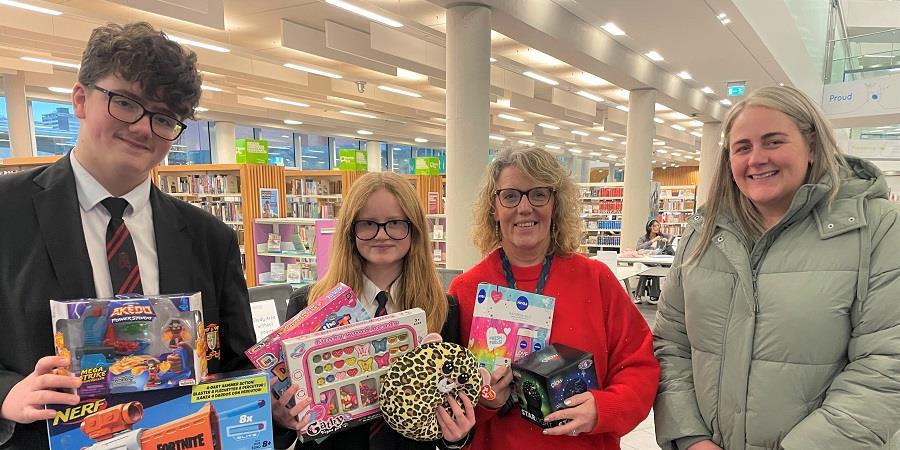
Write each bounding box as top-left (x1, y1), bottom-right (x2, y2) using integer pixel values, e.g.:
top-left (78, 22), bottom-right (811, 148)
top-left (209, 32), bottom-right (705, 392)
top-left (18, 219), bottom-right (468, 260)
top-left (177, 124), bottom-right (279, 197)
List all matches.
top-left (0, 0), bottom-right (799, 168)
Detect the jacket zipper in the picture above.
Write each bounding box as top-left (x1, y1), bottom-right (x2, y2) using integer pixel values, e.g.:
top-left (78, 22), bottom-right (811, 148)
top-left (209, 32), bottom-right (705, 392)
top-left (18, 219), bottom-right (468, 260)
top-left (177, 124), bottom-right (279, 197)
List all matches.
top-left (751, 269), bottom-right (760, 313)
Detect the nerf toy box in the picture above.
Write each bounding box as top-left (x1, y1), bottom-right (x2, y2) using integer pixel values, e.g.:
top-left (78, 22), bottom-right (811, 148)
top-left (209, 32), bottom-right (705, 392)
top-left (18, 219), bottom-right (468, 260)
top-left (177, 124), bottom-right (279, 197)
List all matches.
top-left (282, 308), bottom-right (428, 443)
top-left (512, 344), bottom-right (599, 428)
top-left (468, 283), bottom-right (555, 373)
top-left (245, 283), bottom-right (370, 398)
top-left (50, 293), bottom-right (206, 399)
top-left (47, 370), bottom-right (274, 450)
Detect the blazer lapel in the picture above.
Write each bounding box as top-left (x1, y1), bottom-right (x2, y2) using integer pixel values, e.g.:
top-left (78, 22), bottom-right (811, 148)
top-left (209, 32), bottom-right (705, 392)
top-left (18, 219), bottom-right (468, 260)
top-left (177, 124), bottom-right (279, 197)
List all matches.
top-left (151, 187), bottom-right (193, 293)
top-left (32, 154), bottom-right (96, 297)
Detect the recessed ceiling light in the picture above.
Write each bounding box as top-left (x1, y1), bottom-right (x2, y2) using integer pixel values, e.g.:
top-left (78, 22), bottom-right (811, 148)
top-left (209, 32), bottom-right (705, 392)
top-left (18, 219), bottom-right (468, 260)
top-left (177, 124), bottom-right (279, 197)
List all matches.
top-left (357, 129), bottom-right (373, 135)
top-left (538, 123), bottom-right (560, 130)
top-left (21, 56), bottom-right (79, 69)
top-left (414, 138), bottom-right (428, 143)
top-left (571, 130), bottom-right (590, 136)
top-left (325, 0), bottom-right (402, 27)
top-left (340, 110), bottom-right (377, 119)
top-left (0, 0), bottom-right (61, 15)
top-left (546, 145), bottom-right (561, 150)
top-left (684, 155), bottom-right (694, 159)
top-left (602, 22), bottom-right (626, 36)
top-left (645, 51), bottom-right (664, 61)
top-left (671, 124), bottom-right (687, 131)
top-left (691, 131), bottom-right (703, 137)
top-left (701, 86), bottom-right (715, 94)
top-left (654, 117), bottom-right (665, 124)
top-left (607, 154), bottom-right (618, 159)
top-left (48, 86), bottom-right (72, 94)
top-left (615, 105), bottom-right (629, 112)
top-left (651, 160), bottom-right (657, 164)
top-left (283, 119), bottom-right (303, 125)
top-left (489, 135), bottom-right (506, 141)
top-left (200, 85), bottom-right (223, 92)
top-left (654, 140), bottom-right (667, 145)
top-left (720, 18), bottom-right (731, 25)
top-left (167, 35), bottom-right (230, 53)
top-left (568, 148), bottom-right (583, 154)
top-left (720, 99), bottom-right (733, 106)
top-left (264, 97), bottom-right (310, 108)
top-left (518, 140), bottom-right (535, 146)
top-left (378, 85), bottom-right (422, 98)
top-left (671, 152), bottom-right (682, 157)
top-left (497, 113), bottom-right (524, 122)
top-left (589, 151), bottom-right (602, 157)
top-left (597, 136), bottom-right (615, 142)
top-left (523, 71), bottom-right (559, 86)
top-left (578, 72), bottom-right (609, 86)
top-left (284, 63), bottom-right (343, 79)
top-left (677, 71), bottom-right (692, 80)
top-left (576, 90), bottom-right (604, 102)
top-left (489, 57), bottom-right (498, 63)
top-left (396, 68), bottom-right (426, 81)
top-left (194, 106), bottom-right (209, 112)
top-left (657, 149), bottom-right (668, 153)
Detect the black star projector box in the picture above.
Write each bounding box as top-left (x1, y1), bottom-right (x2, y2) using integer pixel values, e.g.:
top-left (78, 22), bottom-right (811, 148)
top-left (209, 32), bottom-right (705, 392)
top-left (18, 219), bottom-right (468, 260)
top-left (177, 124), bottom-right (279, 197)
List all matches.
top-left (511, 343), bottom-right (598, 428)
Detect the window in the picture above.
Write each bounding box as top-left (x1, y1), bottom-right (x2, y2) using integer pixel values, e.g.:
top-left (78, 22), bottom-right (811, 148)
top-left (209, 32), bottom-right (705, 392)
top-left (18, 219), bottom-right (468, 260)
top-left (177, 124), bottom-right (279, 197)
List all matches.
top-left (167, 119), bottom-right (212, 165)
top-left (380, 143), bottom-right (391, 171)
top-left (0, 97), bottom-right (9, 159)
top-left (390, 144), bottom-right (413, 174)
top-left (30, 99), bottom-right (78, 156)
top-left (257, 127), bottom-right (296, 167)
top-left (235, 124), bottom-right (254, 140)
top-left (300, 134), bottom-right (331, 170)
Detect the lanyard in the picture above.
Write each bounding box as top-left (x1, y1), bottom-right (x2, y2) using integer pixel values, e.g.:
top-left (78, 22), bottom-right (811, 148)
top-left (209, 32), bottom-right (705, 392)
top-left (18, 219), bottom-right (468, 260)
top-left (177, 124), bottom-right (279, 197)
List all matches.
top-left (498, 249), bottom-right (554, 295)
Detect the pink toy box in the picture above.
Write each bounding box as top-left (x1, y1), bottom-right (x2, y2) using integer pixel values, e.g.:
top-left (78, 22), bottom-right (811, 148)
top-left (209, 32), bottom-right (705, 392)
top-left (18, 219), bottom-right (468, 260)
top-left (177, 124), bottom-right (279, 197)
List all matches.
top-left (245, 283), bottom-right (370, 398)
top-left (468, 282), bottom-right (555, 373)
top-left (282, 308), bottom-right (427, 443)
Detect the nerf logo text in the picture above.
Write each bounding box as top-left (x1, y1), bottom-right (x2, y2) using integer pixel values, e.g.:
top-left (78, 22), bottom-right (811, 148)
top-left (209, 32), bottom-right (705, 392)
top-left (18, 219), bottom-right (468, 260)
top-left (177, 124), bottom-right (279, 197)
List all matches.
top-left (53, 399), bottom-right (107, 425)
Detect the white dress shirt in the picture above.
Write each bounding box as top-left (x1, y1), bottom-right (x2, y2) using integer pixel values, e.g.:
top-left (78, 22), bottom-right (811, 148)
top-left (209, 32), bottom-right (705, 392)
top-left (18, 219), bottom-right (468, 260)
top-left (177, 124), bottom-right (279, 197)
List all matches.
top-left (71, 151), bottom-right (160, 297)
top-left (359, 275), bottom-right (401, 317)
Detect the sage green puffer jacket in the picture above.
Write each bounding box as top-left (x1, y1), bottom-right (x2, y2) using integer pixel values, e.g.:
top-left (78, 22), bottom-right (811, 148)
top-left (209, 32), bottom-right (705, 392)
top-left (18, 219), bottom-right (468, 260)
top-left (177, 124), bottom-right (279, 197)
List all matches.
top-left (653, 156), bottom-right (900, 450)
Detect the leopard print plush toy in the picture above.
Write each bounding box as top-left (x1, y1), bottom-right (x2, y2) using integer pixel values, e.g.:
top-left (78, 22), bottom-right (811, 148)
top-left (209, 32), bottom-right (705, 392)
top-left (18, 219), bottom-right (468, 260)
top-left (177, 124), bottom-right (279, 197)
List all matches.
top-left (379, 333), bottom-right (490, 441)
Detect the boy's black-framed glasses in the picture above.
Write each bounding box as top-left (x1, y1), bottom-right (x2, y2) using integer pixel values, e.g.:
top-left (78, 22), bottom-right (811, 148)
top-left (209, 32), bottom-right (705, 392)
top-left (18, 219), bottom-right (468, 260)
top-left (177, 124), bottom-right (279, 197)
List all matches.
top-left (352, 219), bottom-right (412, 241)
top-left (494, 187), bottom-right (555, 208)
top-left (93, 85), bottom-right (187, 141)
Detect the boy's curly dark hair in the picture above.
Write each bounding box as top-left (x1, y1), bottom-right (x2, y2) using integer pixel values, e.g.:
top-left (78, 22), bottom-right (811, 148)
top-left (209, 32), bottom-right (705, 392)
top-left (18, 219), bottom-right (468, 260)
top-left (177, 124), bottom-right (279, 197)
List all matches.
top-left (78, 22), bottom-right (202, 120)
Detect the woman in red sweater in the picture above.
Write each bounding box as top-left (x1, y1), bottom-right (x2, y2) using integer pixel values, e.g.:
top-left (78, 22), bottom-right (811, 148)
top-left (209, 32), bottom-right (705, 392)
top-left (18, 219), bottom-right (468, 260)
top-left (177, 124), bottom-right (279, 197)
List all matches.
top-left (449, 147), bottom-right (659, 450)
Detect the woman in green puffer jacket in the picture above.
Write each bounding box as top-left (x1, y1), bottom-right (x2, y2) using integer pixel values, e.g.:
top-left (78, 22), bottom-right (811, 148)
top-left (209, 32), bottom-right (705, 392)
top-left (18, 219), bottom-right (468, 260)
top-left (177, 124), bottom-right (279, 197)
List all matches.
top-left (653, 85), bottom-right (900, 450)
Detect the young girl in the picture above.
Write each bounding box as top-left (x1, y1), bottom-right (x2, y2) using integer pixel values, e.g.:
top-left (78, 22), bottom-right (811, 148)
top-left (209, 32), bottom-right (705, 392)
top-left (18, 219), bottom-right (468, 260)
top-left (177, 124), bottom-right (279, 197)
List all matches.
top-left (272, 171), bottom-right (475, 450)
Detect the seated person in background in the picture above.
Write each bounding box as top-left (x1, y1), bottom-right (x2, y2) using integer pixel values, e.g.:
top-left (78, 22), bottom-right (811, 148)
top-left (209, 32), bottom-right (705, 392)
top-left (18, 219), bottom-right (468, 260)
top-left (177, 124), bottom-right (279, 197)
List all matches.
top-left (634, 219), bottom-right (672, 303)
top-left (273, 171), bottom-right (474, 450)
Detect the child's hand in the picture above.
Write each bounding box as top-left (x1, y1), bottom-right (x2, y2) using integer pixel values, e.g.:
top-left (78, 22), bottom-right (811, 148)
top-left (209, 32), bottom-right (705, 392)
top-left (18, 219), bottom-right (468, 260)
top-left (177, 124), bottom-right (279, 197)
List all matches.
top-left (271, 382), bottom-right (313, 430)
top-left (1, 356), bottom-right (81, 424)
top-left (479, 365), bottom-right (512, 409)
top-left (436, 393), bottom-right (476, 442)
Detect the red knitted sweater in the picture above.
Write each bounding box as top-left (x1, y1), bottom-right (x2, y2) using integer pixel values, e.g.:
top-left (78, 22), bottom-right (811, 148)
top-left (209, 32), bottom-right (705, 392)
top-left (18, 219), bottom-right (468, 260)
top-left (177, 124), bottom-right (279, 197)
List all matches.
top-left (449, 249), bottom-right (659, 450)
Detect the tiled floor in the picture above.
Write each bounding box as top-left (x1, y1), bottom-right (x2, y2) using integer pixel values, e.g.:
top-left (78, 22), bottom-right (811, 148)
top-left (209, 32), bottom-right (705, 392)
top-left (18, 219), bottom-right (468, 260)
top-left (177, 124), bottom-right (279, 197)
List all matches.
top-left (620, 302), bottom-right (662, 450)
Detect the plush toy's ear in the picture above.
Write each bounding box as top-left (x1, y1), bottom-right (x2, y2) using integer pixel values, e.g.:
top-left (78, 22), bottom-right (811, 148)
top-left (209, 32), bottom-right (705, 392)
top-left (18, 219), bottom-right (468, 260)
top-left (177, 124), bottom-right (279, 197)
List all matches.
top-left (421, 333), bottom-right (443, 345)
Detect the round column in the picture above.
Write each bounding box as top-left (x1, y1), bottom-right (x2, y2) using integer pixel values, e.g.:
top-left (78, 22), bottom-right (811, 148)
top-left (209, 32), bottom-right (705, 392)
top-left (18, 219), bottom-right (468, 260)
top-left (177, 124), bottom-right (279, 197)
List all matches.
top-left (696, 121), bottom-right (722, 207)
top-left (366, 140), bottom-right (382, 172)
top-left (211, 121), bottom-right (236, 163)
top-left (2, 75), bottom-right (34, 157)
top-left (446, 4), bottom-right (491, 270)
top-left (621, 89), bottom-right (656, 251)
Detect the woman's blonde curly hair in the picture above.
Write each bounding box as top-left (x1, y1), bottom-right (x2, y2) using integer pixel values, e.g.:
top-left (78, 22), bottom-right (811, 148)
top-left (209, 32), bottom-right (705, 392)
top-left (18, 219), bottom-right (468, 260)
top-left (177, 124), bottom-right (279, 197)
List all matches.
top-left (472, 147), bottom-right (583, 256)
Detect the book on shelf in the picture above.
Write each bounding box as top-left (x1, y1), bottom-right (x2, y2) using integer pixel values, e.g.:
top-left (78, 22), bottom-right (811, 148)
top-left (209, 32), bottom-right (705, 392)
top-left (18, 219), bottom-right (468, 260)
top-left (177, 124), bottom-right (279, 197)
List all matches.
top-left (433, 247), bottom-right (443, 262)
top-left (432, 224), bottom-right (445, 240)
top-left (267, 233), bottom-right (281, 253)
top-left (286, 263), bottom-right (302, 283)
top-left (287, 178), bottom-right (341, 196)
top-left (270, 262), bottom-right (286, 282)
top-left (159, 173), bottom-right (240, 195)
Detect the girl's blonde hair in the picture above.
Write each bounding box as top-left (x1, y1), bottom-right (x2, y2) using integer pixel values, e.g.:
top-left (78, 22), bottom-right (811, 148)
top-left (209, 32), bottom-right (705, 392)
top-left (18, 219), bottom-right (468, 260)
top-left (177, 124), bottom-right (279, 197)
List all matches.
top-left (689, 85), bottom-right (847, 263)
top-left (308, 171), bottom-right (448, 332)
top-left (472, 147), bottom-right (583, 256)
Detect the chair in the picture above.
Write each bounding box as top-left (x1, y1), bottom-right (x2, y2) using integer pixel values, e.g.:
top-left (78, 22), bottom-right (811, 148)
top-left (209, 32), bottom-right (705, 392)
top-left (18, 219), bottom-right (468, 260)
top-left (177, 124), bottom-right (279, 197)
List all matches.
top-left (437, 268), bottom-right (463, 290)
top-left (247, 283), bottom-right (294, 325)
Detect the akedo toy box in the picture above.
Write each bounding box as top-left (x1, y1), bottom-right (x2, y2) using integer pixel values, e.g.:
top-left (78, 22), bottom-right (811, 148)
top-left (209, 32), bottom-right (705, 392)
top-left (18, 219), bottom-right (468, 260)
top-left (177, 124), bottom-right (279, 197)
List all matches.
top-left (50, 293), bottom-right (205, 399)
top-left (47, 371), bottom-right (273, 450)
top-left (282, 308), bottom-right (428, 442)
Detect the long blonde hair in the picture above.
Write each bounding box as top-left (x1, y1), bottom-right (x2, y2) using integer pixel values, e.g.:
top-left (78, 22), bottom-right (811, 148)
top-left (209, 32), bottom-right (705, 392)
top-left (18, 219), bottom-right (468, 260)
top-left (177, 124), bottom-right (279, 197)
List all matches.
top-left (308, 172), bottom-right (448, 332)
top-left (689, 85), bottom-right (848, 263)
top-left (472, 147), bottom-right (583, 256)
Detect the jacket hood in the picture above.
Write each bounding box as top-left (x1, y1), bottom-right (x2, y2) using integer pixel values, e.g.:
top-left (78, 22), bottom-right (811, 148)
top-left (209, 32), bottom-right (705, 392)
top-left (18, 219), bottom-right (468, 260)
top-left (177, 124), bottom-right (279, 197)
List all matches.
top-left (837, 155), bottom-right (888, 201)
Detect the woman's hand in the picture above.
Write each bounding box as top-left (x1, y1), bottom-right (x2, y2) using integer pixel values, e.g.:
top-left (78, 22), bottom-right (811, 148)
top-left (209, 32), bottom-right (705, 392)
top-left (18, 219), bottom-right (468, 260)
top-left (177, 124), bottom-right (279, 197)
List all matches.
top-left (271, 382), bottom-right (313, 430)
top-left (687, 440), bottom-right (723, 450)
top-left (479, 365), bottom-right (513, 409)
top-left (541, 392), bottom-right (597, 437)
top-left (436, 393), bottom-right (476, 442)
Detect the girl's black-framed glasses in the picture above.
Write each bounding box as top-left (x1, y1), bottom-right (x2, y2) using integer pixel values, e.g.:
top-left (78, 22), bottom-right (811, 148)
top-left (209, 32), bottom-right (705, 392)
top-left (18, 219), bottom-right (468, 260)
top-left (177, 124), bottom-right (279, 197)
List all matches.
top-left (351, 219), bottom-right (412, 240)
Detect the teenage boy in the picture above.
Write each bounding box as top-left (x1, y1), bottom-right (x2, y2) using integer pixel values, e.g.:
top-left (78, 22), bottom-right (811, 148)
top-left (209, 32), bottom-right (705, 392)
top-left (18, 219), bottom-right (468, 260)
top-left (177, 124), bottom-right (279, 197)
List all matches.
top-left (0, 22), bottom-right (255, 448)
